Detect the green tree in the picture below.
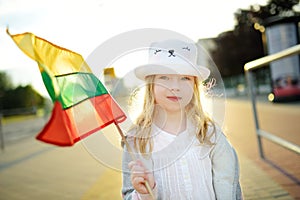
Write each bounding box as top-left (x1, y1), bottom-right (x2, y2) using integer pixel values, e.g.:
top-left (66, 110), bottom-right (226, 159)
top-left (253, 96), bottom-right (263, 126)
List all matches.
top-left (3, 85), bottom-right (45, 110)
top-left (0, 71), bottom-right (45, 114)
top-left (0, 72), bottom-right (13, 110)
top-left (0, 72), bottom-right (13, 92)
top-left (235, 0), bottom-right (299, 28)
top-left (211, 28), bottom-right (264, 77)
top-left (209, 0), bottom-right (299, 78)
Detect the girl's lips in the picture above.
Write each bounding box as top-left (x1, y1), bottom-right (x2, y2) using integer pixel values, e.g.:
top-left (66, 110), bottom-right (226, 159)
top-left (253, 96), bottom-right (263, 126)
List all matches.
top-left (167, 96), bottom-right (182, 101)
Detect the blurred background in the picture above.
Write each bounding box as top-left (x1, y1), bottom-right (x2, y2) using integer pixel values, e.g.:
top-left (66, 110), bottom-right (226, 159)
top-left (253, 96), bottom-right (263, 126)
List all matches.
top-left (0, 0), bottom-right (300, 199)
top-left (1, 0), bottom-right (300, 116)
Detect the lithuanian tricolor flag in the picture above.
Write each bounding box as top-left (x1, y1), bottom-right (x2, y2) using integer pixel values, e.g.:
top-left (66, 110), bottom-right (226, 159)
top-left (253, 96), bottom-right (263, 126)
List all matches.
top-left (7, 30), bottom-right (127, 146)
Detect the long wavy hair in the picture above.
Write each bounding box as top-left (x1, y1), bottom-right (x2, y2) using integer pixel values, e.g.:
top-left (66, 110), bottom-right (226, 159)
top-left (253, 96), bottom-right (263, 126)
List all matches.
top-left (130, 75), bottom-right (215, 154)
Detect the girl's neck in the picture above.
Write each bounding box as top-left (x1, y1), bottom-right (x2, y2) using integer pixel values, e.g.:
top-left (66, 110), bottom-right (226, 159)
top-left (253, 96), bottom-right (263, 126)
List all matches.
top-left (153, 107), bottom-right (187, 135)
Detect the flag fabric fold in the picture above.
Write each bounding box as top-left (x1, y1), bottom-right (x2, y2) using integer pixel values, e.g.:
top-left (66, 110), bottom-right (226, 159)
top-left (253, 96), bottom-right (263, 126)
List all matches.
top-left (8, 30), bottom-right (127, 146)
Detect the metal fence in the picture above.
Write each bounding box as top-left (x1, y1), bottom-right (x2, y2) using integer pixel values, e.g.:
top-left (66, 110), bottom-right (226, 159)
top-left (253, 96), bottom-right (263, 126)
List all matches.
top-left (244, 44), bottom-right (300, 158)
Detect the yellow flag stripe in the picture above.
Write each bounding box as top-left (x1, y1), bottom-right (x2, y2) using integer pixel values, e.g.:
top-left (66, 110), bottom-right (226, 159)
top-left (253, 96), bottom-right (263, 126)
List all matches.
top-left (7, 30), bottom-right (92, 76)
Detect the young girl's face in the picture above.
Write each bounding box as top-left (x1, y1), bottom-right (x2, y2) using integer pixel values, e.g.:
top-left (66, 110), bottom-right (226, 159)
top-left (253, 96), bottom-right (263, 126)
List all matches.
top-left (153, 74), bottom-right (195, 112)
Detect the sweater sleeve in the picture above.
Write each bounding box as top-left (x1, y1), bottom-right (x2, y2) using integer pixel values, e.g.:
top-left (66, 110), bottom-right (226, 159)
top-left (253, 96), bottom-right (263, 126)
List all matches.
top-left (210, 131), bottom-right (243, 200)
top-left (122, 142), bottom-right (138, 200)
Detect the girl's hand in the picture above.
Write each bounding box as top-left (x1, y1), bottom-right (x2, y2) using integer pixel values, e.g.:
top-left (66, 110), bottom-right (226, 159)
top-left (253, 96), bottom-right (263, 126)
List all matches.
top-left (128, 160), bottom-right (155, 194)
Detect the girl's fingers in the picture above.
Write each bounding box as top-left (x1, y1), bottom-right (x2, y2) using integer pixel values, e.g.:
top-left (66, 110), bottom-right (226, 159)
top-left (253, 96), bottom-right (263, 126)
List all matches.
top-left (128, 160), bottom-right (156, 193)
top-left (131, 175), bottom-right (145, 185)
top-left (128, 161), bottom-right (135, 170)
top-left (132, 167), bottom-right (149, 180)
top-left (129, 160), bottom-right (155, 182)
top-left (131, 176), bottom-right (149, 194)
top-left (129, 161), bottom-right (148, 182)
top-left (128, 160), bottom-right (146, 173)
top-left (128, 160), bottom-right (142, 170)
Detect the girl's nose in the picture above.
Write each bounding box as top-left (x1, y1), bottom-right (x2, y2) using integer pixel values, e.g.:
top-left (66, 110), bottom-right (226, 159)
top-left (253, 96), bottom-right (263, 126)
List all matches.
top-left (169, 79), bottom-right (180, 91)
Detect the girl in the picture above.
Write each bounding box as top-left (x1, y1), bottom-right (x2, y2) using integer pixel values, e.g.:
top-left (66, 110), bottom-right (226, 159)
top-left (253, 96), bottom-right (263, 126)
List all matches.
top-left (122, 39), bottom-right (242, 200)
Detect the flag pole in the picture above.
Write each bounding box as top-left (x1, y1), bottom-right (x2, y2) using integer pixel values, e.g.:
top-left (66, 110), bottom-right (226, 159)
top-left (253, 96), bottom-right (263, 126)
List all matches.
top-left (114, 121), bottom-right (155, 200)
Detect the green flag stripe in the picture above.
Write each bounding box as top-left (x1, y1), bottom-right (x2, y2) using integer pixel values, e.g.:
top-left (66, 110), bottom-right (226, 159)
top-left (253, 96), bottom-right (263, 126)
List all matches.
top-left (55, 72), bottom-right (108, 109)
top-left (41, 71), bottom-right (56, 102)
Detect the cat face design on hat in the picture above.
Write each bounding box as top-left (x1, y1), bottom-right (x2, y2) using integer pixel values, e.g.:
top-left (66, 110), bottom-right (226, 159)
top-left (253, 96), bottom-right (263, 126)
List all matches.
top-left (154, 47), bottom-right (190, 57)
top-left (134, 39), bottom-right (210, 81)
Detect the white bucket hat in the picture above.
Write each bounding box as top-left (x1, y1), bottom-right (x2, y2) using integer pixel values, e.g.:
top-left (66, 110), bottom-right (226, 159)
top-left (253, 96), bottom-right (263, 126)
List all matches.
top-left (134, 39), bottom-right (210, 80)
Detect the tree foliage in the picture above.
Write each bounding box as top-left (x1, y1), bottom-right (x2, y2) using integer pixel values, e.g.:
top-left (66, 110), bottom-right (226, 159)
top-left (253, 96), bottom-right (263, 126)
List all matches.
top-left (211, 28), bottom-right (264, 77)
top-left (0, 72), bottom-right (13, 93)
top-left (2, 85), bottom-right (45, 110)
top-left (209, 0), bottom-right (299, 78)
top-left (0, 71), bottom-right (45, 113)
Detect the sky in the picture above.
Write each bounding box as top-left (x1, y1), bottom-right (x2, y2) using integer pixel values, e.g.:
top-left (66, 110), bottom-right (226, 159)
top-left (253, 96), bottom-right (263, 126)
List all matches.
top-left (0, 0), bottom-right (270, 97)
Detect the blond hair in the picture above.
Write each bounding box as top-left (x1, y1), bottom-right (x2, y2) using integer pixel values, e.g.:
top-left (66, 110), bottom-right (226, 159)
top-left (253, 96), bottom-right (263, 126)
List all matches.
top-left (130, 75), bottom-right (215, 154)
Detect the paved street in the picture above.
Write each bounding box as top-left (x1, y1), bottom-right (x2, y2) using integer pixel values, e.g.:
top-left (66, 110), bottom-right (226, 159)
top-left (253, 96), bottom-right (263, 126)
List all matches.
top-left (1, 116), bottom-right (46, 144)
top-left (224, 98), bottom-right (300, 199)
top-left (0, 97), bottom-right (299, 199)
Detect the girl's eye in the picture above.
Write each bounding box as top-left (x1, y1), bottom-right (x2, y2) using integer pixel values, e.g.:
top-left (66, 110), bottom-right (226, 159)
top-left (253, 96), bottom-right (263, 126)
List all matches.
top-left (158, 76), bottom-right (169, 80)
top-left (181, 76), bottom-right (192, 81)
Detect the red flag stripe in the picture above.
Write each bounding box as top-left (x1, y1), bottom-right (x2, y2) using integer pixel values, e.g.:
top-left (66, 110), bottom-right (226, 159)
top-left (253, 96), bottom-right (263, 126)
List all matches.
top-left (36, 94), bottom-right (126, 146)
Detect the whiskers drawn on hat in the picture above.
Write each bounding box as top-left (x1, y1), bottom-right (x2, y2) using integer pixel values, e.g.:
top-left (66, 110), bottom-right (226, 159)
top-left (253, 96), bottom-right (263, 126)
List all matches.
top-left (134, 39), bottom-right (210, 81)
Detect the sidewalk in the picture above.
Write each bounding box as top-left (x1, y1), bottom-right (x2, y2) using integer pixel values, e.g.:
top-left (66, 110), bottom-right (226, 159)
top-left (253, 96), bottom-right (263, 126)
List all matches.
top-left (0, 97), bottom-right (299, 199)
top-left (0, 136), bottom-right (106, 200)
top-left (224, 97), bottom-right (300, 199)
